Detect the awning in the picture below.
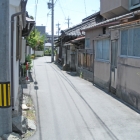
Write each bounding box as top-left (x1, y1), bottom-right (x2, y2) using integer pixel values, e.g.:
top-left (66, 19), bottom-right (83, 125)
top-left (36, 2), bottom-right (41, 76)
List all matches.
top-left (63, 43), bottom-right (73, 46)
top-left (71, 36), bottom-right (85, 42)
top-left (22, 17), bottom-right (35, 37)
top-left (109, 19), bottom-right (140, 29)
top-left (26, 17), bottom-right (35, 22)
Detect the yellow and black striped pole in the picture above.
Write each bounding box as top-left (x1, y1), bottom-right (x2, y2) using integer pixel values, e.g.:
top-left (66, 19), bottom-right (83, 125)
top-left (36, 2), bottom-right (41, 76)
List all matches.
top-left (0, 82), bottom-right (11, 108)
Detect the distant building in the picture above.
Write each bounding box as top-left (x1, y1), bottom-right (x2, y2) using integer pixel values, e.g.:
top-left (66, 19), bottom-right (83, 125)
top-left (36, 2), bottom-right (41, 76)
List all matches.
top-left (36, 26), bottom-right (46, 36)
top-left (46, 34), bottom-right (58, 43)
top-left (44, 43), bottom-right (51, 50)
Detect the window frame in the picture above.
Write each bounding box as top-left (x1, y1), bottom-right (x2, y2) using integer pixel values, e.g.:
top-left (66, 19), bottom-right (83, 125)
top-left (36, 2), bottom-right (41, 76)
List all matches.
top-left (95, 38), bottom-right (110, 62)
top-left (120, 26), bottom-right (140, 58)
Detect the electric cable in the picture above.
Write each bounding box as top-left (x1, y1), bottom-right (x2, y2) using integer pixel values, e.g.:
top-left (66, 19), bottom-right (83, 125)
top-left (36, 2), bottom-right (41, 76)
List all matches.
top-left (83, 0), bottom-right (87, 16)
top-left (58, 0), bottom-right (66, 18)
top-left (54, 0), bottom-right (58, 5)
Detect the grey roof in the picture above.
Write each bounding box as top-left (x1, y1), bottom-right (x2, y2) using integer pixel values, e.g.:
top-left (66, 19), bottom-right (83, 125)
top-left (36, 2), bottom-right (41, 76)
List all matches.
top-left (82, 10), bottom-right (140, 31)
top-left (62, 18), bottom-right (96, 36)
top-left (61, 12), bottom-right (102, 36)
top-left (82, 11), bottom-right (100, 22)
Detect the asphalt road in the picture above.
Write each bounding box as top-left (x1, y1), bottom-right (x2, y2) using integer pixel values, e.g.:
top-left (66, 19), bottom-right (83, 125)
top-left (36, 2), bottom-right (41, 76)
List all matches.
top-left (29, 56), bottom-right (140, 140)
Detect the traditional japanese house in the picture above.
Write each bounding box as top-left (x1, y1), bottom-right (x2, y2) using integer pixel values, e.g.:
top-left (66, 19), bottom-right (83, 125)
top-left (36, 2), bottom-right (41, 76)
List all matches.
top-left (82, 0), bottom-right (140, 111)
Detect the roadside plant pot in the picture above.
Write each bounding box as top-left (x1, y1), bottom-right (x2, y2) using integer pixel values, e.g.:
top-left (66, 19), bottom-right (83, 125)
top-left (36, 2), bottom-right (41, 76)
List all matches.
top-left (80, 71), bottom-right (83, 78)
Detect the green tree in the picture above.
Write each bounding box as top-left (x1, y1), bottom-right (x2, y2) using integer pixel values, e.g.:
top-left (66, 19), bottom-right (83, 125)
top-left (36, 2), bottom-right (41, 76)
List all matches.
top-left (26, 29), bottom-right (45, 51)
top-left (36, 35), bottom-right (45, 51)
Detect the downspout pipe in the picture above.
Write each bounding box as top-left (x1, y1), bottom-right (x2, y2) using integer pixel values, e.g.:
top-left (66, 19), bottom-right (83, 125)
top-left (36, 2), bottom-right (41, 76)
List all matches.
top-left (11, 11), bottom-right (24, 108)
top-left (11, 0), bottom-right (27, 109)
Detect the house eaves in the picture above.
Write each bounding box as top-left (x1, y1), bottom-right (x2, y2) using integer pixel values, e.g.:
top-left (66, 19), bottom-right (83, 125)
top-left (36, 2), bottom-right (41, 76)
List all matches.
top-left (109, 19), bottom-right (140, 30)
top-left (83, 21), bottom-right (121, 31)
top-left (26, 17), bottom-right (35, 22)
top-left (82, 10), bottom-right (140, 31)
top-left (22, 17), bottom-right (35, 37)
top-left (70, 36), bottom-right (85, 42)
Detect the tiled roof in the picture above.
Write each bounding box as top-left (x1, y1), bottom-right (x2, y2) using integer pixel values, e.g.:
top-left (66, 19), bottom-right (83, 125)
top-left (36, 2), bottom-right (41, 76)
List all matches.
top-left (63, 18), bottom-right (96, 36)
top-left (82, 10), bottom-right (140, 31)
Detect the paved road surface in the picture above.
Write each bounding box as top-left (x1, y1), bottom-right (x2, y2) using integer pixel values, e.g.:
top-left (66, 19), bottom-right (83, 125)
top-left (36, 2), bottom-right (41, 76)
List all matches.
top-left (29, 56), bottom-right (140, 140)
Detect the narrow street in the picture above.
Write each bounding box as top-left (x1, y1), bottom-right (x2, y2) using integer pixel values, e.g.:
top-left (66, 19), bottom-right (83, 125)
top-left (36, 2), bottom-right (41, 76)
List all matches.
top-left (29, 56), bottom-right (140, 140)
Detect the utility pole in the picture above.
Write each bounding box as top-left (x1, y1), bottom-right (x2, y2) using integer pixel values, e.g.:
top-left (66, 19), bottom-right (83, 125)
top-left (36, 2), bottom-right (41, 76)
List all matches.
top-left (0, 0), bottom-right (12, 136)
top-left (65, 16), bottom-right (71, 28)
top-left (51, 0), bottom-right (54, 62)
top-left (47, 0), bottom-right (54, 62)
top-left (56, 22), bottom-right (60, 36)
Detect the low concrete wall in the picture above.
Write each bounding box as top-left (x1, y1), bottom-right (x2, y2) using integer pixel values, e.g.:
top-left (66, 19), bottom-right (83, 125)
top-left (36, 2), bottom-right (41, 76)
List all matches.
top-left (35, 51), bottom-right (44, 56)
top-left (116, 57), bottom-right (140, 110)
top-left (94, 60), bottom-right (111, 91)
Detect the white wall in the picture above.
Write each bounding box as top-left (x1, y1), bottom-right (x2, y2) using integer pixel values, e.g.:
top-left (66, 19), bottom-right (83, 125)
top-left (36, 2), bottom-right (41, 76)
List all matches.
top-left (26, 46), bottom-right (33, 56)
top-left (9, 0), bottom-right (22, 108)
top-left (31, 48), bottom-right (34, 54)
top-left (35, 51), bottom-right (44, 56)
top-left (20, 39), bottom-right (26, 64)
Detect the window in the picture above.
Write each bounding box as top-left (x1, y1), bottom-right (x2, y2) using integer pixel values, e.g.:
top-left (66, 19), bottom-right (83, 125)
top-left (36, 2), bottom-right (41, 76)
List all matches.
top-left (121, 30), bottom-right (128, 55)
top-left (95, 39), bottom-right (110, 60)
top-left (85, 38), bottom-right (90, 48)
top-left (103, 27), bottom-right (106, 34)
top-left (130, 0), bottom-right (140, 9)
top-left (131, 0), bottom-right (140, 6)
top-left (121, 27), bottom-right (140, 57)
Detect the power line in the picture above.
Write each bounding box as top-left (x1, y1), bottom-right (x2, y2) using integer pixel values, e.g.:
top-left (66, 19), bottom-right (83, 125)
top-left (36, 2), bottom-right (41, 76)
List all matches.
top-left (83, 0), bottom-right (87, 17)
top-left (63, 0), bottom-right (70, 15)
top-left (59, 7), bottom-right (91, 14)
top-left (54, 0), bottom-right (58, 5)
top-left (58, 0), bottom-right (66, 18)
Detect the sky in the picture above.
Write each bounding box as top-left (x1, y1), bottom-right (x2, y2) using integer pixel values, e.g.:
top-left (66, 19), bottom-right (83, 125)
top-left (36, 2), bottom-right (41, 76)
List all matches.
top-left (26, 0), bottom-right (100, 35)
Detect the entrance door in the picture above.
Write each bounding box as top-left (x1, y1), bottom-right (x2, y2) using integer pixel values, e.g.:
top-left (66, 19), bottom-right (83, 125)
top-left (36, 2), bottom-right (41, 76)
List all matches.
top-left (111, 40), bottom-right (118, 93)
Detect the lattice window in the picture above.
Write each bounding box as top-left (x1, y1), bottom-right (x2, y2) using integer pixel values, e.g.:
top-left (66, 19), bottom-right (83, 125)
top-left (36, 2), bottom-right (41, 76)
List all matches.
top-left (95, 39), bottom-right (110, 60)
top-left (121, 30), bottom-right (128, 55)
top-left (85, 38), bottom-right (90, 48)
top-left (121, 27), bottom-right (140, 57)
